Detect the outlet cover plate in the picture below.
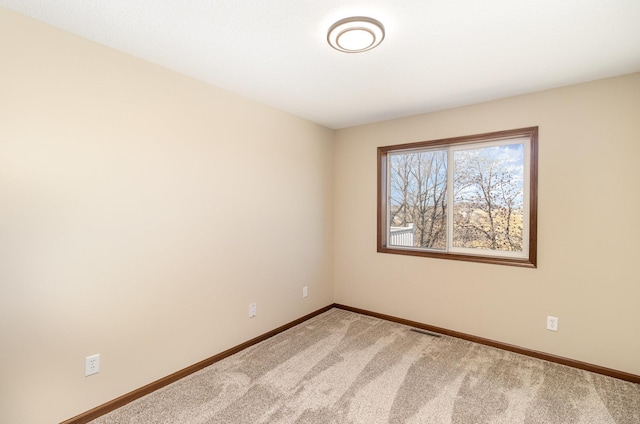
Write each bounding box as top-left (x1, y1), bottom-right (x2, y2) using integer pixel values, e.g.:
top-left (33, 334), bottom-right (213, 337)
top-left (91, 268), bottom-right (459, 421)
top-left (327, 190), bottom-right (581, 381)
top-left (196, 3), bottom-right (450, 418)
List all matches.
top-left (85, 354), bottom-right (100, 376)
top-left (546, 316), bottom-right (558, 332)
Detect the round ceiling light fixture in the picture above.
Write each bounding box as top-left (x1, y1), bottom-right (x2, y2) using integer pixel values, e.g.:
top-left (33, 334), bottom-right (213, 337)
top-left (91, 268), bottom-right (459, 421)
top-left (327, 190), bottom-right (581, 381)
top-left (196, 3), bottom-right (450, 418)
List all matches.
top-left (327, 16), bottom-right (385, 53)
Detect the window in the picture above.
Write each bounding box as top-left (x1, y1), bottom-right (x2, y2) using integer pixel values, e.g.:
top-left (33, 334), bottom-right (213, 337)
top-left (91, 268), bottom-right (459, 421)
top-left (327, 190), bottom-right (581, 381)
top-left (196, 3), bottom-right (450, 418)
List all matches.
top-left (378, 127), bottom-right (538, 267)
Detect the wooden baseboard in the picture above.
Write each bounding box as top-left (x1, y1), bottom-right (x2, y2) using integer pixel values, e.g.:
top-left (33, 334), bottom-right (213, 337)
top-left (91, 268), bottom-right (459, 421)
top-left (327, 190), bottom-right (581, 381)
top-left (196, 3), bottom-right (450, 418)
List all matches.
top-left (334, 303), bottom-right (640, 385)
top-left (62, 302), bottom-right (639, 423)
top-left (60, 305), bottom-right (334, 424)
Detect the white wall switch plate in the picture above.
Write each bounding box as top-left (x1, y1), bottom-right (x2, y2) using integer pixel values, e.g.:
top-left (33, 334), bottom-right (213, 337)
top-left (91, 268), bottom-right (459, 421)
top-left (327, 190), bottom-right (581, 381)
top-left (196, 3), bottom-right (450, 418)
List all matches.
top-left (249, 303), bottom-right (257, 318)
top-left (303, 286), bottom-right (308, 298)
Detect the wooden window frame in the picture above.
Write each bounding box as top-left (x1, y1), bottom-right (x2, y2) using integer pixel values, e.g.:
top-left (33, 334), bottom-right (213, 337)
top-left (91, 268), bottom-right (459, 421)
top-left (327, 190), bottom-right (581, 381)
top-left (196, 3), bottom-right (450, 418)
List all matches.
top-left (377, 127), bottom-right (538, 268)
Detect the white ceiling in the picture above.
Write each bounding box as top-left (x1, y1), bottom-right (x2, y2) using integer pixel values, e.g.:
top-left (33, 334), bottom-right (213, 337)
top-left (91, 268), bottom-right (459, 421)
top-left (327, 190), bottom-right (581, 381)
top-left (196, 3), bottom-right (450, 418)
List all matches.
top-left (2, 1), bottom-right (640, 129)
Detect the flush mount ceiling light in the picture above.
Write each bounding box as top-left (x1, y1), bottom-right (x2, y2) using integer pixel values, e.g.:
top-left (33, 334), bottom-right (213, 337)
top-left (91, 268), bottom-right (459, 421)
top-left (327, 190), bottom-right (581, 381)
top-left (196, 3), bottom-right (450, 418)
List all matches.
top-left (327, 17), bottom-right (385, 53)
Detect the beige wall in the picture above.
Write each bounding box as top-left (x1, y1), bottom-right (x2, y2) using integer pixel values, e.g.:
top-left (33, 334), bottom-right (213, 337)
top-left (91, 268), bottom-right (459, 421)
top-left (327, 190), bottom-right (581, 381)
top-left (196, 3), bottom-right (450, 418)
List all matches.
top-left (3, 6), bottom-right (640, 424)
top-left (334, 73), bottom-right (640, 377)
top-left (0, 9), bottom-right (334, 424)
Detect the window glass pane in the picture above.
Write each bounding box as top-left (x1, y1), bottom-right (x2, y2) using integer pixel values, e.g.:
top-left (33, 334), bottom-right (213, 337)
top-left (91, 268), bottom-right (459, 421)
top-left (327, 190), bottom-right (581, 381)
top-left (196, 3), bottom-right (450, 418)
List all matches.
top-left (388, 149), bottom-right (447, 249)
top-left (452, 143), bottom-right (525, 252)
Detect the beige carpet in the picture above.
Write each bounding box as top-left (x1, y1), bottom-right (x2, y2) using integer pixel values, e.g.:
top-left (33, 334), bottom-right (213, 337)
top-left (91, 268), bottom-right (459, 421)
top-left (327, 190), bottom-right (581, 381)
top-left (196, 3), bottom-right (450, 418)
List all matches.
top-left (90, 308), bottom-right (640, 423)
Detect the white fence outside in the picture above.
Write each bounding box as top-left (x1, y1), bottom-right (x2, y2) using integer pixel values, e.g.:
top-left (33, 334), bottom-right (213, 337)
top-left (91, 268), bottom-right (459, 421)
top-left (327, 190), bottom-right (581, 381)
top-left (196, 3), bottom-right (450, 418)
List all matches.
top-left (389, 223), bottom-right (414, 247)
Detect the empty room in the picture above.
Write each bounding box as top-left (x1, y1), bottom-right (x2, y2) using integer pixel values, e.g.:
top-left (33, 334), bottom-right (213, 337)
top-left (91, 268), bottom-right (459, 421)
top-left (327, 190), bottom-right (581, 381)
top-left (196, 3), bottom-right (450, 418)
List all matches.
top-left (1, 2), bottom-right (639, 423)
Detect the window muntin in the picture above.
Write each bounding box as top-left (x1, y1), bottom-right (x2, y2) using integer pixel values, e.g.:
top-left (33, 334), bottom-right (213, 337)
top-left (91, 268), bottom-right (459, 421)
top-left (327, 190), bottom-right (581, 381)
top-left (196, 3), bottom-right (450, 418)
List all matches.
top-left (378, 127), bottom-right (537, 268)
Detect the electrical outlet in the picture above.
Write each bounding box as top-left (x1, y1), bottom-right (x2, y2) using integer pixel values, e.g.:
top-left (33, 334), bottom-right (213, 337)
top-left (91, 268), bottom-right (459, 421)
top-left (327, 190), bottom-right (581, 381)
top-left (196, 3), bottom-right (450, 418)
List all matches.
top-left (303, 286), bottom-right (308, 298)
top-left (546, 316), bottom-right (558, 332)
top-left (249, 303), bottom-right (257, 318)
top-left (85, 354), bottom-right (100, 376)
